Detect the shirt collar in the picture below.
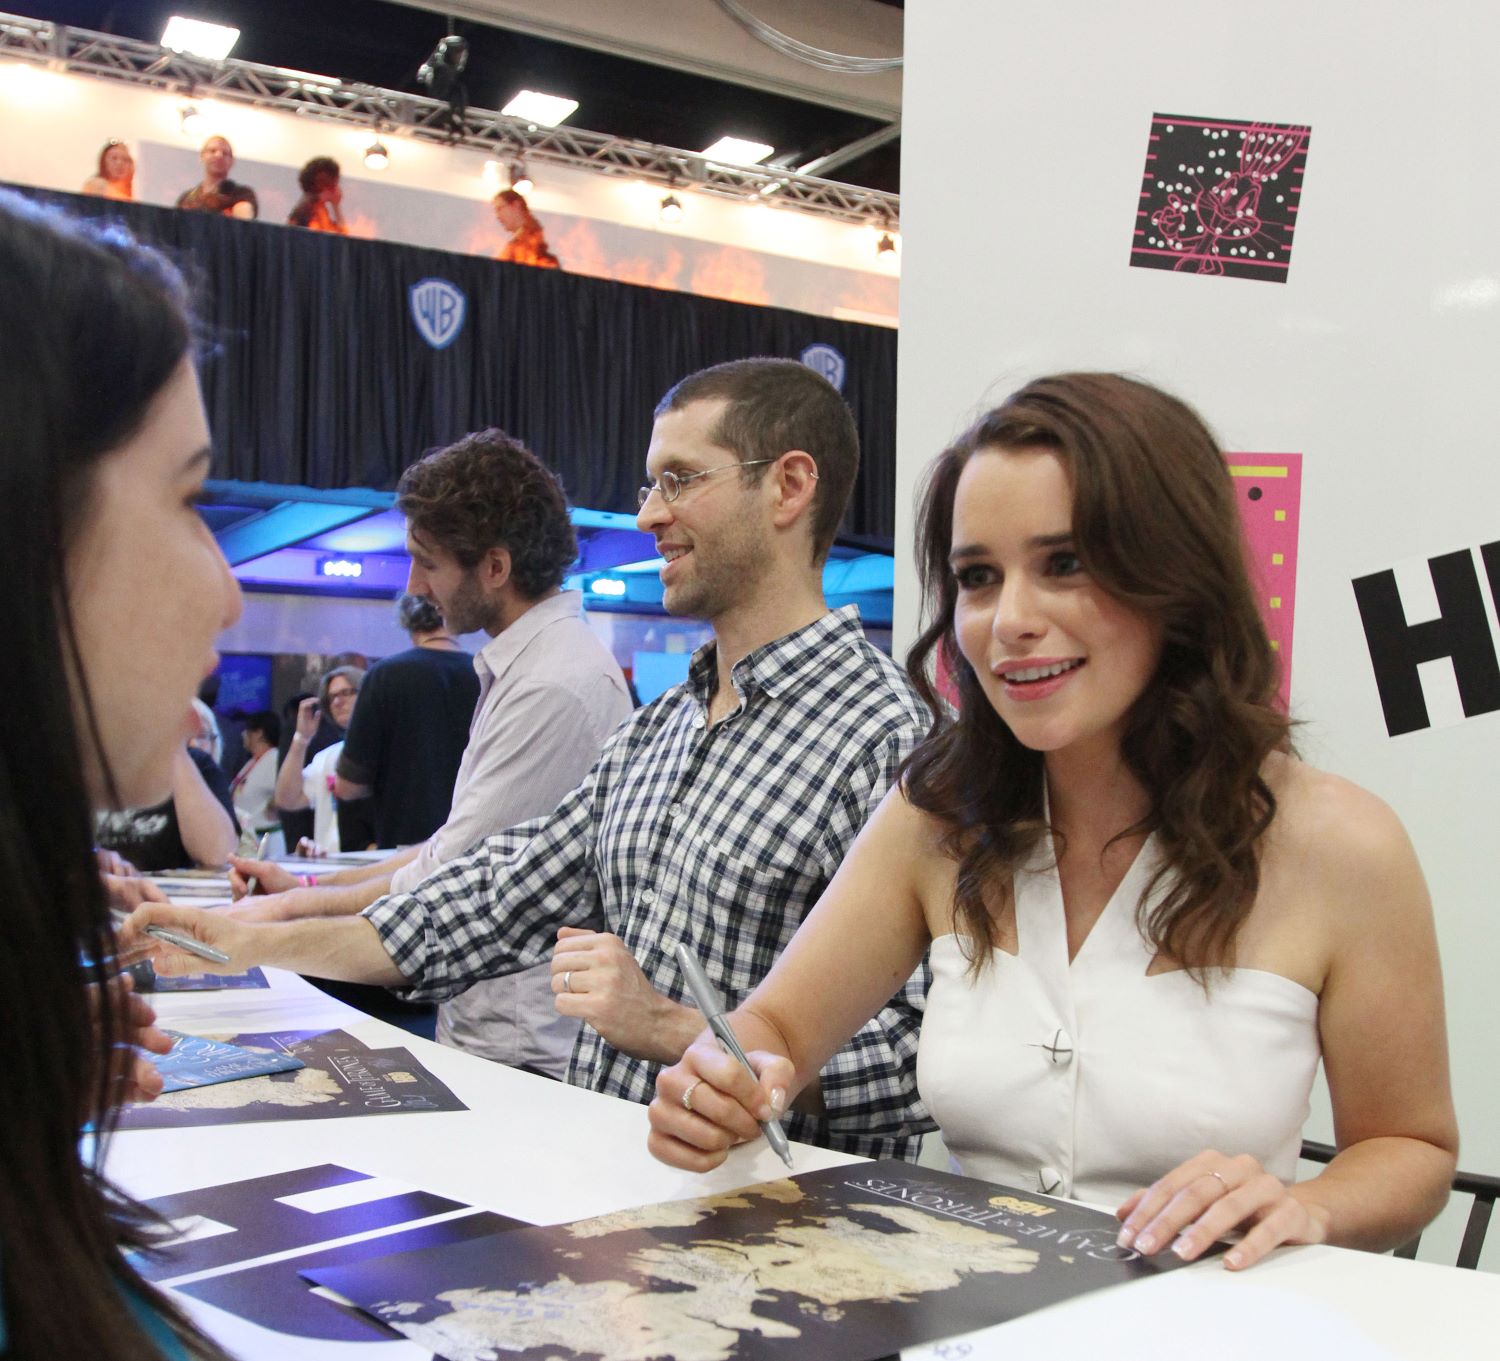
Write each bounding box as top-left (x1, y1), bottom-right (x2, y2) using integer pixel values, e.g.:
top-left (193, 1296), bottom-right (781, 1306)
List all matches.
top-left (686, 605), bottom-right (865, 707)
top-left (474, 590), bottom-right (585, 687)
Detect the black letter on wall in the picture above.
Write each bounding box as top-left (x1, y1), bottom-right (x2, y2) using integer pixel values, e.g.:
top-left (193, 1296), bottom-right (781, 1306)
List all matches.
top-left (1352, 549), bottom-right (1500, 737)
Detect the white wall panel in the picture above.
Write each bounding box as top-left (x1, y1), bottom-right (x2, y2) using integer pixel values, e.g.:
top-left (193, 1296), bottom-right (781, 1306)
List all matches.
top-left (899, 0), bottom-right (1499, 1268)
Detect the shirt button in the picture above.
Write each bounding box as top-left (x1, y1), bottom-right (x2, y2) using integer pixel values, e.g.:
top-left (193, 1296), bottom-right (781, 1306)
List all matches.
top-left (1041, 1028), bottom-right (1073, 1066)
top-left (640, 888), bottom-right (656, 905)
top-left (1038, 1166), bottom-right (1063, 1195)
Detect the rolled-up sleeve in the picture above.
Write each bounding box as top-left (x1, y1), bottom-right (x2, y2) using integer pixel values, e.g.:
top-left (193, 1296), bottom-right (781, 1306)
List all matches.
top-left (363, 772), bottom-right (603, 1002)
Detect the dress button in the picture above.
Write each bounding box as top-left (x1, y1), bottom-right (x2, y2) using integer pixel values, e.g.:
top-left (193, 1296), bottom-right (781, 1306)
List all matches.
top-left (1038, 1166), bottom-right (1063, 1195)
top-left (640, 888), bottom-right (656, 905)
top-left (1041, 1028), bottom-right (1073, 1066)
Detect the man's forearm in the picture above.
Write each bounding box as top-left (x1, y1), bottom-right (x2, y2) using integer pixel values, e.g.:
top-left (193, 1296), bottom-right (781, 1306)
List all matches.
top-left (247, 914), bottom-right (407, 986)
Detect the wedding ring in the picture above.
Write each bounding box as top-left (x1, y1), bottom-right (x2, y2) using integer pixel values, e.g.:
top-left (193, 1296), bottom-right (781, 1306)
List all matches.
top-left (562, 971), bottom-right (573, 994)
top-left (682, 1079), bottom-right (702, 1113)
top-left (1207, 1170), bottom-right (1229, 1192)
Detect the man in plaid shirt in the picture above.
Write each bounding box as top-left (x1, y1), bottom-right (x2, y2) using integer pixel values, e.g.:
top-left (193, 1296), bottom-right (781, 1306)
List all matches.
top-left (132, 358), bottom-right (935, 1159)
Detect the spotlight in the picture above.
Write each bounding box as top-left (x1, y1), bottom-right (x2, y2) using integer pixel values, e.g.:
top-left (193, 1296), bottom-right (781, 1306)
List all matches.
top-left (161, 16), bottom-right (240, 61)
top-left (508, 160), bottom-right (534, 196)
top-left (417, 34), bottom-right (469, 130)
top-left (876, 231), bottom-right (897, 256)
top-left (364, 140), bottom-right (389, 170)
top-left (178, 102), bottom-right (204, 138)
top-left (658, 193), bottom-right (684, 225)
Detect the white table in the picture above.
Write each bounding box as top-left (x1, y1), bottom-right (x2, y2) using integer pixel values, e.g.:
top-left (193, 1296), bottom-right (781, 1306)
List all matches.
top-left (108, 970), bottom-right (1500, 1360)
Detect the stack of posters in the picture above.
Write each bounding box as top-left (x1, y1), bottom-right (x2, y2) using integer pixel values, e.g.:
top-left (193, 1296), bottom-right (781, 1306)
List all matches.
top-left (149, 1031), bottom-right (303, 1093)
top-left (119, 1028), bottom-right (467, 1129)
top-left (136, 1164), bottom-right (522, 1344)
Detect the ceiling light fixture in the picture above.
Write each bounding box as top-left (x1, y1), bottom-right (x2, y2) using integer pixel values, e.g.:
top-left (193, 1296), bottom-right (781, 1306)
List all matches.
top-left (364, 139), bottom-right (390, 170)
top-left (178, 102), bottom-right (204, 138)
top-left (508, 160), bottom-right (534, 195)
top-left (701, 136), bottom-right (775, 166)
top-left (161, 16), bottom-right (241, 61)
top-left (501, 90), bottom-right (579, 128)
top-left (659, 193), bottom-right (684, 225)
top-left (876, 231), bottom-right (897, 255)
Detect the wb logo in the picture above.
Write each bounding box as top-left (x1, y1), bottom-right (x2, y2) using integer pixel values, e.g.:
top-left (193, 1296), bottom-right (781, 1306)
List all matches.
top-left (800, 343), bottom-right (846, 391)
top-left (409, 278), bottom-right (467, 350)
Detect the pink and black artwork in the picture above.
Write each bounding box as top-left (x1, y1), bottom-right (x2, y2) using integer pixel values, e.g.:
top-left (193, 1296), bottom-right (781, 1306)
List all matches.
top-left (1131, 113), bottom-right (1310, 281)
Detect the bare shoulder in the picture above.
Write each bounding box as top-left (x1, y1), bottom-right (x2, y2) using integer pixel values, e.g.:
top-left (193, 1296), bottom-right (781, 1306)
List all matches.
top-left (1261, 753), bottom-right (1426, 924)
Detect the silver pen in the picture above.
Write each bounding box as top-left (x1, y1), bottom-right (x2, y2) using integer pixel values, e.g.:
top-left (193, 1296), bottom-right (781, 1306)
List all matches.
top-left (673, 942), bottom-right (793, 1169)
top-left (110, 907), bottom-right (232, 966)
top-left (241, 831), bottom-right (273, 896)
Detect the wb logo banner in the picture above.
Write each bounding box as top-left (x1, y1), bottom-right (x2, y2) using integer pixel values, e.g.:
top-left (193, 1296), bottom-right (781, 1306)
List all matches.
top-left (800, 343), bottom-right (846, 391)
top-left (409, 278), bottom-right (467, 350)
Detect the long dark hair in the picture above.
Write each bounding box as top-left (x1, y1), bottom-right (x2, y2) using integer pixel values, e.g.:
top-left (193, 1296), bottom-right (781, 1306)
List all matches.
top-left (0, 191), bottom-right (223, 1357)
top-left (903, 373), bottom-right (1291, 979)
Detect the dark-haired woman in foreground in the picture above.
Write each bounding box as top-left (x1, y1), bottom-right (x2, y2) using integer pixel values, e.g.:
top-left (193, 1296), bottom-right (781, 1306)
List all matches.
top-left (648, 373), bottom-right (1457, 1270)
top-left (0, 191), bottom-right (240, 1355)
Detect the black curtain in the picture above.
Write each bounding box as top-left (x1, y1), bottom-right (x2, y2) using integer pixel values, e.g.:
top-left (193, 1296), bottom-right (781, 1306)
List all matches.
top-left (14, 186), bottom-right (898, 539)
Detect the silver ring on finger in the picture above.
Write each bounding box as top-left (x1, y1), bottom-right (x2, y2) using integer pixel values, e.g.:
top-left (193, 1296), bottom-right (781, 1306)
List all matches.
top-left (682, 1079), bottom-right (702, 1113)
top-left (562, 971), bottom-right (573, 994)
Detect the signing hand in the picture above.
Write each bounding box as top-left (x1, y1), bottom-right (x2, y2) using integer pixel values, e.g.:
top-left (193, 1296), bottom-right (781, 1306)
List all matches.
top-left (295, 697), bottom-right (321, 742)
top-left (227, 853), bottom-right (298, 899)
top-left (118, 901), bottom-right (254, 977)
top-left (1115, 1150), bottom-right (1331, 1270)
top-left (550, 927), bottom-right (701, 1064)
top-left (646, 1036), bottom-right (793, 1172)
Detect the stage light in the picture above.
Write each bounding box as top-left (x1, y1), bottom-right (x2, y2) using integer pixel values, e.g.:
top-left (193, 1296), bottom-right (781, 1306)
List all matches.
top-left (162, 16), bottom-right (240, 61)
top-left (876, 231), bottom-right (897, 256)
top-left (418, 34), bottom-right (469, 130)
top-left (318, 557), bottom-right (364, 579)
top-left (178, 102), bottom-right (204, 138)
top-left (508, 160), bottom-right (534, 195)
top-left (701, 136), bottom-right (774, 166)
top-left (589, 577), bottom-right (627, 598)
top-left (364, 140), bottom-right (389, 170)
top-left (658, 193), bottom-right (684, 225)
top-left (502, 90), bottom-right (578, 127)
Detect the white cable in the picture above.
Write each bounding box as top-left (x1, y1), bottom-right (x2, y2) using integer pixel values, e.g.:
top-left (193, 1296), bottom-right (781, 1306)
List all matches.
top-left (712, 0), bottom-right (902, 74)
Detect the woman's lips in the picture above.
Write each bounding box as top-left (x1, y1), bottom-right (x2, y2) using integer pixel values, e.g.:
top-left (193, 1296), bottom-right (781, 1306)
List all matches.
top-left (996, 658), bottom-right (1085, 702)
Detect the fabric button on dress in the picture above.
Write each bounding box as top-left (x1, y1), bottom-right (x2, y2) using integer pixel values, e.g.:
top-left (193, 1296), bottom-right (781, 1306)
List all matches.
top-left (1039, 1028), bottom-right (1073, 1065)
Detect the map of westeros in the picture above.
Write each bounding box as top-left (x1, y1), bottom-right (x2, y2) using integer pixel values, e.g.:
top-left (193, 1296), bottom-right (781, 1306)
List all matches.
top-left (343, 1174), bottom-right (1048, 1361)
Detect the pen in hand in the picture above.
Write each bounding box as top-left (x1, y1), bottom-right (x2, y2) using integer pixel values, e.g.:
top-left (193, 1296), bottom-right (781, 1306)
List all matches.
top-left (673, 942), bottom-right (794, 1170)
top-left (241, 831), bottom-right (272, 896)
top-left (110, 907), bottom-right (231, 967)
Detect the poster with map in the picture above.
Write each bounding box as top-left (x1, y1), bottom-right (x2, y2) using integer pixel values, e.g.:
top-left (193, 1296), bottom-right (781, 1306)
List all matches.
top-left (135, 1163), bottom-right (523, 1344)
top-left (307, 1162), bottom-right (1215, 1361)
top-left (118, 1028), bottom-right (466, 1129)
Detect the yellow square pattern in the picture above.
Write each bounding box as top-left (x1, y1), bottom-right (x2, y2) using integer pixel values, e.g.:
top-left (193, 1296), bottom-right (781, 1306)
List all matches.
top-left (1274, 509), bottom-right (1287, 521)
top-left (1270, 596), bottom-right (1282, 609)
top-left (1271, 552), bottom-right (1284, 565)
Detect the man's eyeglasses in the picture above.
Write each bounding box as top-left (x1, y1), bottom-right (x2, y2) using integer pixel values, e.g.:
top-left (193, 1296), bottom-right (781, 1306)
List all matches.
top-left (637, 458), bottom-right (780, 509)
top-left (326, 686), bottom-right (358, 702)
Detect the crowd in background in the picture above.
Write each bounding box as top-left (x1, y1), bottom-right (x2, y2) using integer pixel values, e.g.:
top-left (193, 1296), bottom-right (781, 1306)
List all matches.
top-left (81, 133), bottom-right (560, 264)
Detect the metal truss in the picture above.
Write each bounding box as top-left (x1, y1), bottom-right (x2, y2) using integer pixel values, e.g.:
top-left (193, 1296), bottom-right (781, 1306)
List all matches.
top-left (0, 12), bottom-right (900, 228)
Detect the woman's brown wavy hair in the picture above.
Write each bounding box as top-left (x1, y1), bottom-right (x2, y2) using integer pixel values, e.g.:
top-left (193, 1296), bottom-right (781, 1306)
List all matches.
top-left (903, 373), bottom-right (1292, 980)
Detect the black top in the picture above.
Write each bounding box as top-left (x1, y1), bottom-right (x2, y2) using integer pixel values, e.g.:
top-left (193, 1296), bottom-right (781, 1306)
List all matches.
top-left (336, 645), bottom-right (479, 848)
top-left (95, 746), bottom-right (239, 872)
top-left (175, 178), bottom-right (259, 217)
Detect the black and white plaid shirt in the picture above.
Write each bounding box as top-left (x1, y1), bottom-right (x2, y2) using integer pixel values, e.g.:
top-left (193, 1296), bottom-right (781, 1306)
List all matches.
top-left (365, 606), bottom-right (935, 1159)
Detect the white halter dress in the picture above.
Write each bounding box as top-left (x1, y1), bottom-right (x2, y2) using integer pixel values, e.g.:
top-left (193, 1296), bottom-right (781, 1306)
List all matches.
top-left (916, 834), bottom-right (1320, 1206)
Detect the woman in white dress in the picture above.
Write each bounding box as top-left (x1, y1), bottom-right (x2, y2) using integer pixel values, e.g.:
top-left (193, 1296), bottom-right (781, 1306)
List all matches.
top-left (647, 373), bottom-right (1458, 1270)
